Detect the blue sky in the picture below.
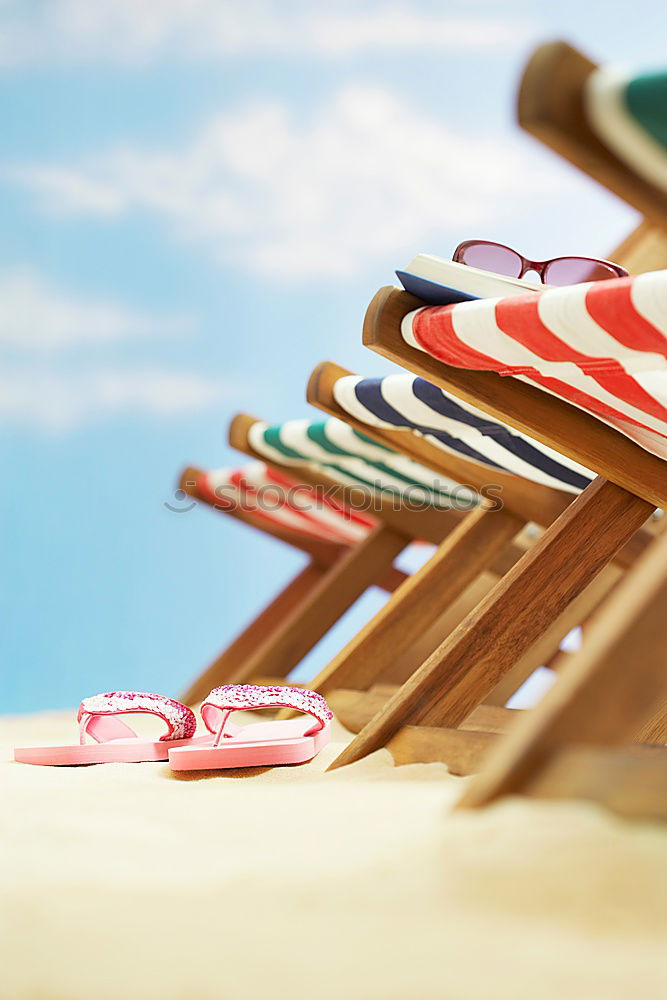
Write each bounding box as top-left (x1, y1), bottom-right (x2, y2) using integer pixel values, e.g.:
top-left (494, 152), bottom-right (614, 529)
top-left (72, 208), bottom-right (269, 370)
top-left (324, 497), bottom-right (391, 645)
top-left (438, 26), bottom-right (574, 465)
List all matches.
top-left (2, 0), bottom-right (665, 713)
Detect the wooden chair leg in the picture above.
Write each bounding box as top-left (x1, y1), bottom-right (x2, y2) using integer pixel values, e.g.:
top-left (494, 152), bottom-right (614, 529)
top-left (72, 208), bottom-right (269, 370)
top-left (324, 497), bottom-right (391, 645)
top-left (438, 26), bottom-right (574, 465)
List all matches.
top-left (459, 519), bottom-right (667, 809)
top-left (221, 523), bottom-right (411, 685)
top-left (180, 559), bottom-right (329, 704)
top-left (305, 505), bottom-right (523, 696)
top-left (329, 686), bottom-right (516, 736)
top-left (636, 699), bottom-right (667, 745)
top-left (329, 478), bottom-right (654, 771)
top-left (484, 563), bottom-right (621, 706)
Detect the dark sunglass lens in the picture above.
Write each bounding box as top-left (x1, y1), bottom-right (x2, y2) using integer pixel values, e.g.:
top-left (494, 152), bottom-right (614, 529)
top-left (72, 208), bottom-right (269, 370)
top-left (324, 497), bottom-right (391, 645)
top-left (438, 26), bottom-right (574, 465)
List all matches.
top-left (459, 243), bottom-right (523, 278)
top-left (545, 258), bottom-right (620, 286)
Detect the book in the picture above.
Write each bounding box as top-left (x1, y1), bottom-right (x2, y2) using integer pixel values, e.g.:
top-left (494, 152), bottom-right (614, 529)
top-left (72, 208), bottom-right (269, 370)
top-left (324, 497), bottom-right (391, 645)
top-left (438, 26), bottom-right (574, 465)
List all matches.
top-left (395, 271), bottom-right (478, 306)
top-left (397, 253), bottom-right (543, 303)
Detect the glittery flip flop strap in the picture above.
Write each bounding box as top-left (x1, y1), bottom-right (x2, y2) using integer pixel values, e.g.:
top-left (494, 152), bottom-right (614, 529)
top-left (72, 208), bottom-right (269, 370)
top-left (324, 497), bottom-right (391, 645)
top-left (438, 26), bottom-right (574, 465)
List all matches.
top-left (77, 691), bottom-right (197, 744)
top-left (201, 684), bottom-right (333, 742)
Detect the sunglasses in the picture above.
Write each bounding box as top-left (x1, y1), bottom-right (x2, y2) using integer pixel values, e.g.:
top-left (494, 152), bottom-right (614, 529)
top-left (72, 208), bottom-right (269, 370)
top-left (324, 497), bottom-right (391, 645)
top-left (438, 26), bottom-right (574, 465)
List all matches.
top-left (453, 240), bottom-right (629, 286)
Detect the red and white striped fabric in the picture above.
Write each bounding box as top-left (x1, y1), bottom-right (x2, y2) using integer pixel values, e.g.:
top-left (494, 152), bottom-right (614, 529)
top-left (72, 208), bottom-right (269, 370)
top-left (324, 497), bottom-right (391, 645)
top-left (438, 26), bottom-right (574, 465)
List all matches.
top-left (402, 270), bottom-right (667, 460)
top-left (195, 462), bottom-right (374, 546)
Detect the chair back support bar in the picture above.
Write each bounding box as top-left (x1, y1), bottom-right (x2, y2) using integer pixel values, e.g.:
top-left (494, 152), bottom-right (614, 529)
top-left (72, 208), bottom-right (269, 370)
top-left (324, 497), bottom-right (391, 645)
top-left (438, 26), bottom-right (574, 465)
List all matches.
top-left (518, 40), bottom-right (667, 227)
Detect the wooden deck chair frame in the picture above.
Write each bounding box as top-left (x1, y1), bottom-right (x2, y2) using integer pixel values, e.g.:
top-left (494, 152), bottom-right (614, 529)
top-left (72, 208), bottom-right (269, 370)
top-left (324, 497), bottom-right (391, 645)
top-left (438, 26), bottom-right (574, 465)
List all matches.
top-left (224, 409), bottom-right (652, 776)
top-left (178, 467), bottom-right (410, 704)
top-left (323, 282), bottom-right (666, 773)
top-left (519, 40), bottom-right (667, 230)
top-left (459, 525), bottom-right (667, 821)
top-left (326, 49), bottom-right (667, 773)
top-left (181, 412), bottom-right (493, 703)
top-left (200, 220), bottom-right (658, 730)
top-left (221, 412), bottom-right (552, 740)
top-left (305, 360), bottom-right (632, 721)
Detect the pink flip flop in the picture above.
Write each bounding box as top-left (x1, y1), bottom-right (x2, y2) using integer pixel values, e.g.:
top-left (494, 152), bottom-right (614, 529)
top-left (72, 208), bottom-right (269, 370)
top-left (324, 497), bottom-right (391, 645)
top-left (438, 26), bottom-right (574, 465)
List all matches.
top-left (168, 684), bottom-right (333, 771)
top-left (14, 691), bottom-right (209, 765)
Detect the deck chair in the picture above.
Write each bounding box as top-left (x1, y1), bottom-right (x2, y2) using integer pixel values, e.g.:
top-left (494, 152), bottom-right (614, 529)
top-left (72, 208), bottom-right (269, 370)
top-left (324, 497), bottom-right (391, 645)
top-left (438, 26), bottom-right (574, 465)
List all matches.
top-left (321, 42), bottom-right (667, 730)
top-left (327, 270), bottom-right (667, 772)
top-left (224, 413), bottom-right (537, 712)
top-left (459, 523), bottom-right (667, 822)
top-left (518, 40), bottom-right (667, 230)
top-left (226, 405), bottom-right (657, 774)
top-left (178, 461), bottom-right (410, 703)
top-left (304, 362), bottom-right (635, 719)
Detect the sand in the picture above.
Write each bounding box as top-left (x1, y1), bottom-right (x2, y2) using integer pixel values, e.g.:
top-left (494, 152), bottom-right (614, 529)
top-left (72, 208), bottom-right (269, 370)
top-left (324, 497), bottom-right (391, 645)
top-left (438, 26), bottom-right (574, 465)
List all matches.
top-left (2, 709), bottom-right (667, 1000)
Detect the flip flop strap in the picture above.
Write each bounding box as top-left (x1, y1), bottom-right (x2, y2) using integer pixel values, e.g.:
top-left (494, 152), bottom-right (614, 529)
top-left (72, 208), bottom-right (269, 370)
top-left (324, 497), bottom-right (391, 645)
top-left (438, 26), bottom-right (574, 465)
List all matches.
top-left (201, 684), bottom-right (333, 744)
top-left (77, 691), bottom-right (197, 744)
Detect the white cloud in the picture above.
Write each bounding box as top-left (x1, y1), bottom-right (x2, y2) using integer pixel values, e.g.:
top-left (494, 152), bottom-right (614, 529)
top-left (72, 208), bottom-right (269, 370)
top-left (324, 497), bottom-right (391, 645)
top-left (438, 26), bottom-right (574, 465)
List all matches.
top-left (0, 271), bottom-right (190, 349)
top-left (11, 86), bottom-right (573, 279)
top-left (0, 270), bottom-right (225, 432)
top-left (11, 167), bottom-right (125, 216)
top-left (0, 0), bottom-right (535, 68)
top-left (0, 367), bottom-right (231, 431)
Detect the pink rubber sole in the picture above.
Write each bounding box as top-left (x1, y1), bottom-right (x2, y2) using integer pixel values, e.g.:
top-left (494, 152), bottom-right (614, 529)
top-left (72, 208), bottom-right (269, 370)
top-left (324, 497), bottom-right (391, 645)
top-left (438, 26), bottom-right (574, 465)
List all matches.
top-left (168, 720), bottom-right (331, 771)
top-left (14, 734), bottom-right (211, 766)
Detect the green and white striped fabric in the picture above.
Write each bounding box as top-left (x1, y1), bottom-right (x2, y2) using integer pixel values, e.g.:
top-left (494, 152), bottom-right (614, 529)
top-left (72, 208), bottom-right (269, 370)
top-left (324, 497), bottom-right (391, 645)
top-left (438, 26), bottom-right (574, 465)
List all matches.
top-left (585, 66), bottom-right (667, 192)
top-left (247, 417), bottom-right (478, 509)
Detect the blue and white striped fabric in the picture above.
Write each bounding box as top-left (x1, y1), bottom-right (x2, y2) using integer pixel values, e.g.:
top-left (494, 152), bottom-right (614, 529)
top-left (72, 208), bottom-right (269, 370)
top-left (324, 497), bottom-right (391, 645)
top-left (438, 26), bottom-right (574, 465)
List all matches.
top-left (333, 373), bottom-right (592, 494)
top-left (247, 417), bottom-right (478, 508)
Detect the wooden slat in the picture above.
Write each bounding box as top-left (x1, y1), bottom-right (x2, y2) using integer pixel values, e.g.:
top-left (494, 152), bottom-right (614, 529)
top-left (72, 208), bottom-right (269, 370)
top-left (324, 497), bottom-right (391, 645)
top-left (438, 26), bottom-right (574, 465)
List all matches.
top-left (518, 41), bottom-right (667, 228)
top-left (328, 478), bottom-right (654, 770)
top-left (362, 287), bottom-right (667, 509)
top-left (459, 524), bottom-right (667, 809)
top-left (328, 687), bottom-right (518, 736)
top-left (462, 704), bottom-right (521, 735)
top-left (327, 688), bottom-right (394, 732)
top-left (387, 726), bottom-right (497, 774)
